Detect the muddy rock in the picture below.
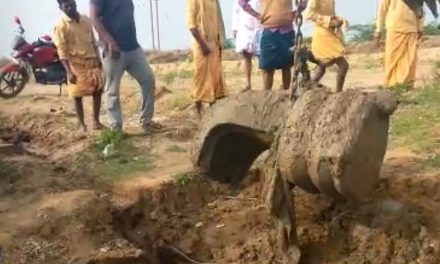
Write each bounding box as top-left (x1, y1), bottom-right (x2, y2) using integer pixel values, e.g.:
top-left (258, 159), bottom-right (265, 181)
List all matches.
top-left (279, 89), bottom-right (397, 202)
top-left (191, 90), bottom-right (291, 184)
top-left (193, 89), bottom-right (397, 202)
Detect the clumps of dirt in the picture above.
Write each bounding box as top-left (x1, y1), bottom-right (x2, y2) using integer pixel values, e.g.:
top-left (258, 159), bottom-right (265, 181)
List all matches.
top-left (0, 112), bottom-right (86, 162)
top-left (0, 190), bottom-right (146, 264)
top-left (113, 171), bottom-right (283, 264)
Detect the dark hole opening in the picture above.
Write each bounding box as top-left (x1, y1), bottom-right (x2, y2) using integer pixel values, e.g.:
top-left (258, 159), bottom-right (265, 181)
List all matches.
top-left (198, 124), bottom-right (273, 186)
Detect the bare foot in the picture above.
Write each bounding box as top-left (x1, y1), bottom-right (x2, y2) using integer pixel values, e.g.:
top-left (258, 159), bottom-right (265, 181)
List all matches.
top-left (240, 86), bottom-right (251, 93)
top-left (78, 123), bottom-right (87, 133)
top-left (93, 122), bottom-right (106, 130)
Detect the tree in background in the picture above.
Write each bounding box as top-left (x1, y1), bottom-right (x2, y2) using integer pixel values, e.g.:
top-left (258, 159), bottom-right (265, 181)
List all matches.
top-left (347, 22), bottom-right (440, 43)
top-left (224, 38), bottom-right (235, 50)
top-left (347, 23), bottom-right (376, 43)
top-left (423, 22), bottom-right (440, 35)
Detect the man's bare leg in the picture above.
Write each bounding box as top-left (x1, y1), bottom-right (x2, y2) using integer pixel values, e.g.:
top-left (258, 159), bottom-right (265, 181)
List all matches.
top-left (312, 64), bottom-right (327, 84)
top-left (195, 101), bottom-right (203, 120)
top-left (335, 57), bottom-right (349, 92)
top-left (92, 89), bottom-right (104, 130)
top-left (242, 52), bottom-right (253, 92)
top-left (74, 97), bottom-right (87, 132)
top-left (263, 70), bottom-right (275, 91)
top-left (282, 67), bottom-right (292, 90)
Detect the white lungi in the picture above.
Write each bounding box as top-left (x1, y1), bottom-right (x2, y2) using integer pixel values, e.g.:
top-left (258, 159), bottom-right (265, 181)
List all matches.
top-left (232, 0), bottom-right (262, 55)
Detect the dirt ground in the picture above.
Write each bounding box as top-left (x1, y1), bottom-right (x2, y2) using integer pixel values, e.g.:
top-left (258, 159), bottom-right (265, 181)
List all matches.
top-left (1, 45), bottom-right (440, 264)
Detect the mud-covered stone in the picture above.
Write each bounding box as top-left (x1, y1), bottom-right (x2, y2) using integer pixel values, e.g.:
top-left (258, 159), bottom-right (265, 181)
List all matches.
top-left (278, 89), bottom-right (397, 202)
top-left (191, 91), bottom-right (291, 185)
top-left (192, 88), bottom-right (397, 263)
top-left (193, 89), bottom-right (397, 202)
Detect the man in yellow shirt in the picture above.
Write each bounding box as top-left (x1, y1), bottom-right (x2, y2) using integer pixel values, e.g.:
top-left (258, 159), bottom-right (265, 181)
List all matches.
top-left (54, 0), bottom-right (104, 132)
top-left (305, 0), bottom-right (349, 92)
top-left (187, 0), bottom-right (226, 118)
top-left (375, 0), bottom-right (424, 88)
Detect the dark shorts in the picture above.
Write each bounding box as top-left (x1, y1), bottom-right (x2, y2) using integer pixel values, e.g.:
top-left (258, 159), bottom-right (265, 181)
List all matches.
top-left (259, 29), bottom-right (295, 71)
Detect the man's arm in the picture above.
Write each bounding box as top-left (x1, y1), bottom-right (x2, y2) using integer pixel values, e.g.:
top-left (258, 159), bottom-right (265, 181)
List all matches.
top-left (187, 0), bottom-right (210, 56)
top-left (375, 0), bottom-right (390, 34)
top-left (239, 0), bottom-right (261, 20)
top-left (89, 0), bottom-right (119, 57)
top-left (304, 0), bottom-right (340, 28)
top-left (53, 24), bottom-right (76, 84)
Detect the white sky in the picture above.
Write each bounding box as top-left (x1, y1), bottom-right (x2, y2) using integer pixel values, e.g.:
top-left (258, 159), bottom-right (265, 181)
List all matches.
top-left (0, 0), bottom-right (427, 57)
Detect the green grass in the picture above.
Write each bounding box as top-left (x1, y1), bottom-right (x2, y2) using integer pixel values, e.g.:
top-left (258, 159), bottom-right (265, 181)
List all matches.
top-left (360, 55), bottom-right (381, 70)
top-left (422, 154), bottom-right (440, 168)
top-left (161, 72), bottom-right (177, 85)
top-left (173, 172), bottom-right (192, 186)
top-left (97, 154), bottom-right (155, 181)
top-left (0, 156), bottom-right (16, 178)
top-left (178, 69), bottom-right (192, 79)
top-left (93, 129), bottom-right (125, 152)
top-left (87, 130), bottom-right (155, 181)
top-left (163, 94), bottom-right (192, 111)
top-left (390, 81), bottom-right (440, 154)
top-left (166, 145), bottom-right (187, 153)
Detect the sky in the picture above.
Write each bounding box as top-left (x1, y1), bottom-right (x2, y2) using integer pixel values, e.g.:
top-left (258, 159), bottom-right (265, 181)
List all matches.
top-left (0, 0), bottom-right (411, 57)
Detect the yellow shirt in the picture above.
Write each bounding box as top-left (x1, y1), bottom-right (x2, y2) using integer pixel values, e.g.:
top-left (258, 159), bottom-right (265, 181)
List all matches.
top-left (376, 0), bottom-right (424, 33)
top-left (186, 0), bottom-right (225, 45)
top-left (54, 14), bottom-right (98, 61)
top-left (305, 0), bottom-right (336, 29)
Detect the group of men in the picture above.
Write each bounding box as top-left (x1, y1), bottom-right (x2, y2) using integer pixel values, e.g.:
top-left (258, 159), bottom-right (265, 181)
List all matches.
top-left (54, 0), bottom-right (424, 134)
top-left (54, 0), bottom-right (158, 134)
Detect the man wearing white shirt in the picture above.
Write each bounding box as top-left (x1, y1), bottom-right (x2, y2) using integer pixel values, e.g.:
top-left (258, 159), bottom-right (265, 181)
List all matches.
top-left (232, 0), bottom-right (262, 92)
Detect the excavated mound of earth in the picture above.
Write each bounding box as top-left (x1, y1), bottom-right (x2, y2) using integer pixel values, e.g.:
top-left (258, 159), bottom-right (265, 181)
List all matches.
top-left (1, 163), bottom-right (439, 264)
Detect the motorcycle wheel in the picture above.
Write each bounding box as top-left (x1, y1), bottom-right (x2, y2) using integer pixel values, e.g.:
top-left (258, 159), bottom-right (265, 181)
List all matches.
top-left (0, 69), bottom-right (27, 99)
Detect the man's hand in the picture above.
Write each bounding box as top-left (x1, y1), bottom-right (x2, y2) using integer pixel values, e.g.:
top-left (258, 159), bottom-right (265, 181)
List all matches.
top-left (109, 42), bottom-right (120, 59)
top-left (67, 71), bottom-right (77, 84)
top-left (373, 31), bottom-right (381, 41)
top-left (329, 17), bottom-right (343, 28)
top-left (200, 41), bottom-right (211, 56)
top-left (291, 10), bottom-right (298, 21)
top-left (255, 13), bottom-right (262, 21)
top-left (233, 30), bottom-right (238, 39)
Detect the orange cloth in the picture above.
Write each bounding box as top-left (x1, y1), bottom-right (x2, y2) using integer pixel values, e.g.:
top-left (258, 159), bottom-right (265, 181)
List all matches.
top-left (376, 0), bottom-right (422, 87)
top-left (68, 59), bottom-right (104, 98)
top-left (191, 44), bottom-right (226, 103)
top-left (54, 14), bottom-right (103, 97)
top-left (187, 0), bottom-right (226, 103)
top-left (384, 31), bottom-right (418, 87)
top-left (305, 0), bottom-right (346, 63)
top-left (54, 15), bottom-right (98, 61)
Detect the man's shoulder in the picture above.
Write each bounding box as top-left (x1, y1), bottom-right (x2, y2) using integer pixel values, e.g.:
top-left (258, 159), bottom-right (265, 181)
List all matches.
top-left (54, 16), bottom-right (70, 31)
top-left (80, 14), bottom-right (92, 24)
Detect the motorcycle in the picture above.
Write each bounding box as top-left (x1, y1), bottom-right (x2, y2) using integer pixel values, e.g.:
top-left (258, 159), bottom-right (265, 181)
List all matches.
top-left (0, 17), bottom-right (67, 99)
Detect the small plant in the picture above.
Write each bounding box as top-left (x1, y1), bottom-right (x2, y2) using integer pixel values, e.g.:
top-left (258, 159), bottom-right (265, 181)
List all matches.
top-left (173, 172), bottom-right (192, 186)
top-left (178, 69), bottom-right (192, 79)
top-left (93, 129), bottom-right (124, 151)
top-left (162, 72), bottom-right (177, 85)
top-left (0, 156), bottom-right (15, 177)
top-left (423, 154), bottom-right (440, 168)
top-left (389, 83), bottom-right (411, 100)
top-left (166, 145), bottom-right (187, 153)
top-left (163, 94), bottom-right (192, 111)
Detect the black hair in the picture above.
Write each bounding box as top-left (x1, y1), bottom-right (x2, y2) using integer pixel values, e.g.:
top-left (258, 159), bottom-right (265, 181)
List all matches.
top-left (57, 0), bottom-right (71, 6)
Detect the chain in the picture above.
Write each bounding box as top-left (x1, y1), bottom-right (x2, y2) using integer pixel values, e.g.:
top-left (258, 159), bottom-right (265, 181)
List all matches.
top-left (290, 0), bottom-right (311, 101)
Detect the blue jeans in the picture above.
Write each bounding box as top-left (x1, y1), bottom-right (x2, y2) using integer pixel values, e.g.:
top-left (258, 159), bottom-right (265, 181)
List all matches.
top-left (102, 48), bottom-right (155, 130)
